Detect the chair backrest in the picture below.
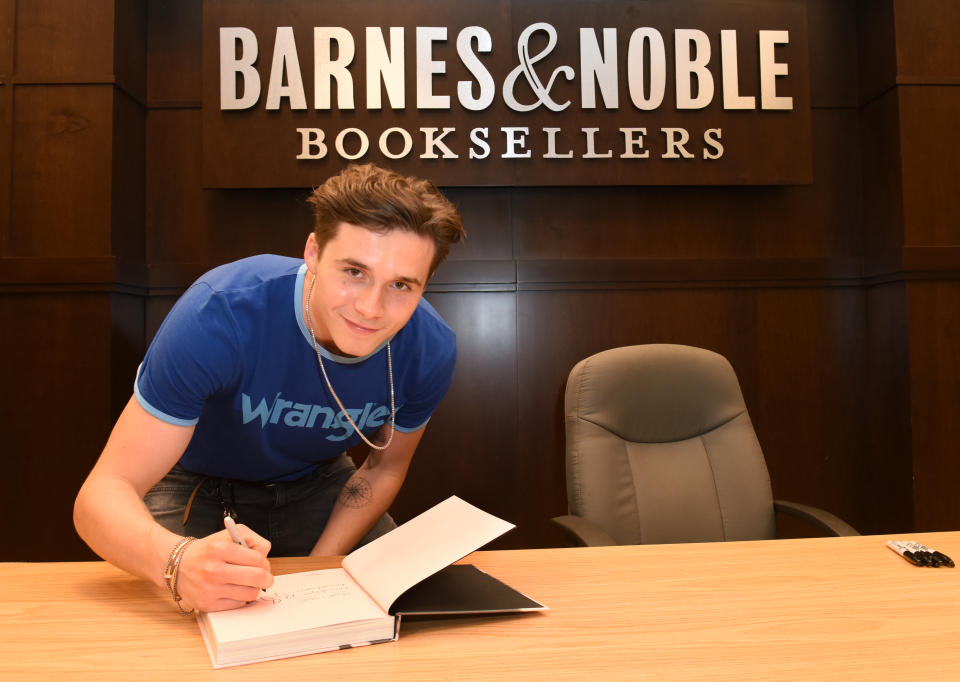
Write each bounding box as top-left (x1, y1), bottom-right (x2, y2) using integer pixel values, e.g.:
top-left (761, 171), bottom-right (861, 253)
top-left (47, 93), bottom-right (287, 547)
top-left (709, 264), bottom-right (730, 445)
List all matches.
top-left (564, 344), bottom-right (776, 544)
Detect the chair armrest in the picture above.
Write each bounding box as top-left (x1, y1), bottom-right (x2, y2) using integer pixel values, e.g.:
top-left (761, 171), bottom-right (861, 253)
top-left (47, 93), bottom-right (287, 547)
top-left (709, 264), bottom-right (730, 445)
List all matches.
top-left (551, 515), bottom-right (618, 547)
top-left (773, 500), bottom-right (859, 537)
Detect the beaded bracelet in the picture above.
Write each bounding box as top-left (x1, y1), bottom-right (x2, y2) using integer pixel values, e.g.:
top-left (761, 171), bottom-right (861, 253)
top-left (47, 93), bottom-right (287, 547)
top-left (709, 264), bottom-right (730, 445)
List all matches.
top-left (162, 536), bottom-right (198, 615)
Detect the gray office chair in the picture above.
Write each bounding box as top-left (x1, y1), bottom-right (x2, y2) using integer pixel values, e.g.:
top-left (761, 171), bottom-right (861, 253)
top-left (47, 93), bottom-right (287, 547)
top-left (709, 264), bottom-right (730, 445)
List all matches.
top-left (552, 344), bottom-right (858, 546)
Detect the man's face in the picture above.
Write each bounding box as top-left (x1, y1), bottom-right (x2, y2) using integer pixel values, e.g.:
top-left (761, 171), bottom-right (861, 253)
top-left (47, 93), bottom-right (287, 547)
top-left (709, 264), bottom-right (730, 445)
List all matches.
top-left (304, 222), bottom-right (435, 357)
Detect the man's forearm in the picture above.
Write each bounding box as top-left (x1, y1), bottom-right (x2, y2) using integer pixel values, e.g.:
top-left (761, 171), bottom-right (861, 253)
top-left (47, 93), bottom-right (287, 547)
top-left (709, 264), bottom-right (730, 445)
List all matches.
top-left (75, 473), bottom-right (275, 613)
top-left (309, 464), bottom-right (405, 556)
top-left (74, 475), bottom-right (183, 589)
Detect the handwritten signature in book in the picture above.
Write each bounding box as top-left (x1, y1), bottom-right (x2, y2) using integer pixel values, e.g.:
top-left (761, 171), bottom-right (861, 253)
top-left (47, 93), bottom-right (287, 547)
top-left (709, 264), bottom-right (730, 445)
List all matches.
top-left (258, 583), bottom-right (352, 605)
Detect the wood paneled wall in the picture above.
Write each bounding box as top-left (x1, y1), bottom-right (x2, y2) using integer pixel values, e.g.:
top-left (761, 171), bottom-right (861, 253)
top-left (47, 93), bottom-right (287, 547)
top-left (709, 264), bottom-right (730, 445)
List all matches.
top-left (2, 0), bottom-right (958, 560)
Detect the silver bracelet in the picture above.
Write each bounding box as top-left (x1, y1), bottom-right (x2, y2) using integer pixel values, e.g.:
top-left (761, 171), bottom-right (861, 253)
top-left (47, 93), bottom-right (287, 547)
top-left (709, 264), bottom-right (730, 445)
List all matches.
top-left (162, 537), bottom-right (192, 596)
top-left (163, 537), bottom-right (198, 615)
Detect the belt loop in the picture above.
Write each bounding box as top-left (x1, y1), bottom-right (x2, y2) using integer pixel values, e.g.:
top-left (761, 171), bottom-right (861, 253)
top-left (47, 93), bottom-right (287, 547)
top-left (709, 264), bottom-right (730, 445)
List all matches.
top-left (182, 476), bottom-right (208, 526)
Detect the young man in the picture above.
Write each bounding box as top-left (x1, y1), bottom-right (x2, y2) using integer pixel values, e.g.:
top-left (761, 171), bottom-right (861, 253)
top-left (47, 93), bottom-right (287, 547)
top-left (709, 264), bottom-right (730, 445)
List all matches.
top-left (74, 164), bottom-right (465, 614)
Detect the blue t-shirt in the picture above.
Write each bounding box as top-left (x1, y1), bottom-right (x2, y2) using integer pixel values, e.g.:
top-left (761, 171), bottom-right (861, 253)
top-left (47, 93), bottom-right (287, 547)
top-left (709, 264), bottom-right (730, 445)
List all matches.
top-left (135, 255), bottom-right (456, 482)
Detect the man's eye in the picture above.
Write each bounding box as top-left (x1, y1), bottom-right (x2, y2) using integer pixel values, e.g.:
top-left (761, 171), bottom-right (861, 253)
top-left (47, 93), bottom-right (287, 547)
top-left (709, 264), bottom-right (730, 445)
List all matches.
top-left (345, 268), bottom-right (363, 277)
top-left (392, 281), bottom-right (409, 291)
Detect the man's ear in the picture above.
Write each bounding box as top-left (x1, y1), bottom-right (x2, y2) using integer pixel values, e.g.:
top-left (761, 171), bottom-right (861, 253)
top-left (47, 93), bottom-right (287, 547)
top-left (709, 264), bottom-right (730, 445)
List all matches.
top-left (304, 232), bottom-right (319, 273)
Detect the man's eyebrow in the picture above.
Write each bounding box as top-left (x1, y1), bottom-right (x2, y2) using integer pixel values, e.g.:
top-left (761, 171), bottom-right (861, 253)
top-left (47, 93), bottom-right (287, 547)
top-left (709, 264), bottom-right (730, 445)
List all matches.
top-left (339, 258), bottom-right (424, 287)
top-left (340, 257), bottom-right (368, 271)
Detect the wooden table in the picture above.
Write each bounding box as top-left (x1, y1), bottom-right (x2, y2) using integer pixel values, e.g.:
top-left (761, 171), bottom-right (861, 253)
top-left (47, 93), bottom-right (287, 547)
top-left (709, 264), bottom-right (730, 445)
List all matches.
top-left (2, 532), bottom-right (959, 680)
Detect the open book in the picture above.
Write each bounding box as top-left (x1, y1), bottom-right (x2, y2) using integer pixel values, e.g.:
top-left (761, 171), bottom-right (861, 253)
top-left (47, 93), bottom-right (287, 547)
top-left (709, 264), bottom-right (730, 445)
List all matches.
top-left (196, 496), bottom-right (547, 668)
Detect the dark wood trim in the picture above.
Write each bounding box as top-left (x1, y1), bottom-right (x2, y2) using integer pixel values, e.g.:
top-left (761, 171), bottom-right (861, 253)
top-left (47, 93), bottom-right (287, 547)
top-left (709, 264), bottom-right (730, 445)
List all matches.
top-left (518, 257), bottom-right (865, 290)
top-left (5, 252), bottom-right (959, 295)
top-left (865, 246), bottom-right (960, 284)
top-left (898, 77), bottom-right (960, 86)
top-left (431, 260), bottom-right (516, 285)
top-left (8, 77), bottom-right (148, 109)
top-left (145, 261), bottom-right (220, 293)
top-left (0, 257), bottom-right (148, 293)
top-left (145, 100), bottom-right (201, 110)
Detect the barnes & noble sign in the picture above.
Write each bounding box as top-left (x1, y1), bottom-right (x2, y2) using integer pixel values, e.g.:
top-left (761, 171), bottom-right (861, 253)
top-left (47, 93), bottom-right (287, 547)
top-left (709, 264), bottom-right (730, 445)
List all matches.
top-left (202, 0), bottom-right (811, 187)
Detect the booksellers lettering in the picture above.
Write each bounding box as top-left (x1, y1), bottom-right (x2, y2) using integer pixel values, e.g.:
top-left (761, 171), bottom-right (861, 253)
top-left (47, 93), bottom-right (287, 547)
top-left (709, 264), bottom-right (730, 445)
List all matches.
top-left (203, 0), bottom-right (811, 186)
top-left (220, 23), bottom-right (792, 163)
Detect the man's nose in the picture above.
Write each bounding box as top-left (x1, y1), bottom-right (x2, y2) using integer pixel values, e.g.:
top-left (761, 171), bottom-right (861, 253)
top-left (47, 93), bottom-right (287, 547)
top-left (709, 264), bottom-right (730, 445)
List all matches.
top-left (355, 285), bottom-right (384, 319)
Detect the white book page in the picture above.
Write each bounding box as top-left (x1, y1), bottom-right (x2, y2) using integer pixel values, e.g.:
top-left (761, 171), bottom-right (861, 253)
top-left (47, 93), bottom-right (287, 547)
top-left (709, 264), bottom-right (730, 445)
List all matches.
top-left (202, 568), bottom-right (388, 644)
top-left (342, 496), bottom-right (515, 612)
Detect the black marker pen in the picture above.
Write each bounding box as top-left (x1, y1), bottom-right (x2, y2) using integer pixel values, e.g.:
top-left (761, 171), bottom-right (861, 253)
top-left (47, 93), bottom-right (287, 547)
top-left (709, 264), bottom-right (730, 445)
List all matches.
top-left (932, 551), bottom-right (955, 568)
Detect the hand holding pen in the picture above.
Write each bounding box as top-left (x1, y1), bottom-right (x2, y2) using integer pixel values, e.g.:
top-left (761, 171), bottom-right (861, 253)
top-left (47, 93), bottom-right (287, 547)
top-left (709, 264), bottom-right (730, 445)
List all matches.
top-left (224, 515), bottom-right (249, 547)
top-left (173, 518), bottom-right (274, 613)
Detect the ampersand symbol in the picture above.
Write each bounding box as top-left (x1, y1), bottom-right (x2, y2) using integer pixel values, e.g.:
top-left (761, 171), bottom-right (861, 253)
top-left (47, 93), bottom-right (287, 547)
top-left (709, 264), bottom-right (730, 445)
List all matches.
top-left (503, 23), bottom-right (575, 112)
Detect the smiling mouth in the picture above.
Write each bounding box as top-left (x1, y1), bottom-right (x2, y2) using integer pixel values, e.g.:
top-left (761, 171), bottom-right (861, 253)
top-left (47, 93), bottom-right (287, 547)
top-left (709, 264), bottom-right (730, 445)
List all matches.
top-left (343, 318), bottom-right (379, 335)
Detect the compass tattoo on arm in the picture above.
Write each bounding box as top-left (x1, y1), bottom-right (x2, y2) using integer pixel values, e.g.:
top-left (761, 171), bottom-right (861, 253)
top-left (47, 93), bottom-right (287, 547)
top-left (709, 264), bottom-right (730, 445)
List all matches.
top-left (337, 475), bottom-right (373, 509)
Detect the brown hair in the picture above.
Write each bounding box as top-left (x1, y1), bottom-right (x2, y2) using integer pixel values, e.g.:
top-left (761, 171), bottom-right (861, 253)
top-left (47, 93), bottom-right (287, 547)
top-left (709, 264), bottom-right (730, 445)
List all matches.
top-left (307, 164), bottom-right (465, 276)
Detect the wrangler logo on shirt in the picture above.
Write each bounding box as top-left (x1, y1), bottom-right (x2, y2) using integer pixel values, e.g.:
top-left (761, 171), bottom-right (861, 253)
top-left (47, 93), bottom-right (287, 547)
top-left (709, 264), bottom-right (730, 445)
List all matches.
top-left (241, 392), bottom-right (389, 441)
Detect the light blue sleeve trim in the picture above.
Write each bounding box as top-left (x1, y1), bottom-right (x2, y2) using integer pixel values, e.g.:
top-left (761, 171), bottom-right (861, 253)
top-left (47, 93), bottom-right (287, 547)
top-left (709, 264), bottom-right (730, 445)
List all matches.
top-left (294, 263), bottom-right (310, 340)
top-left (393, 416), bottom-right (431, 433)
top-left (133, 363), bottom-right (200, 427)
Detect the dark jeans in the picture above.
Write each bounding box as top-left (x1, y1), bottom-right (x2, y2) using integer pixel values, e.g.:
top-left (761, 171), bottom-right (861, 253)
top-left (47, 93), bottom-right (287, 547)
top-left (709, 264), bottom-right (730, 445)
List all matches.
top-left (143, 454), bottom-right (396, 556)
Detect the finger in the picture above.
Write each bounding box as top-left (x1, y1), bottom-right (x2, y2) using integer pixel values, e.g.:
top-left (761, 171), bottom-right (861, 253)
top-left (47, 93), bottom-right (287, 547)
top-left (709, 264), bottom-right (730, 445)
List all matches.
top-left (235, 524), bottom-right (272, 557)
top-left (199, 597), bottom-right (251, 613)
top-left (217, 581), bottom-right (264, 604)
top-left (222, 562), bottom-right (275, 591)
top-left (217, 537), bottom-right (273, 572)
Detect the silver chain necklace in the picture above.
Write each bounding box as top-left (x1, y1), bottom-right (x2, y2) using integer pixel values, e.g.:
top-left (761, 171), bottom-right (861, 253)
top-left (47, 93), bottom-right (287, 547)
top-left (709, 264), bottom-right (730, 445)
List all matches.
top-left (304, 275), bottom-right (396, 451)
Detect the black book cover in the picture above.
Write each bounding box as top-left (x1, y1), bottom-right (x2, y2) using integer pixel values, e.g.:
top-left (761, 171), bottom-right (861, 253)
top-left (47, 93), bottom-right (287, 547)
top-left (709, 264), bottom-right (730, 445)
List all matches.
top-left (390, 564), bottom-right (547, 616)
